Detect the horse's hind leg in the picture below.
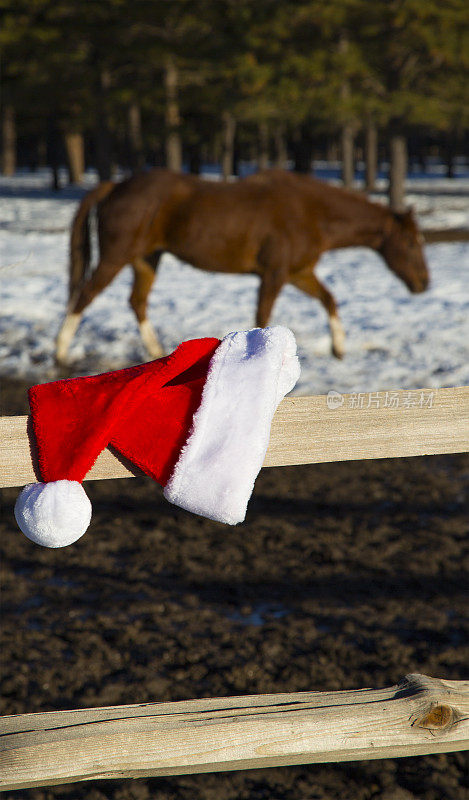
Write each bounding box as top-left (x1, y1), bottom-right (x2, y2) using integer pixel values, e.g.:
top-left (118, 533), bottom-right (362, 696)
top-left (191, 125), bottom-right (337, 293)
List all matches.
top-left (290, 267), bottom-right (345, 358)
top-left (130, 255), bottom-right (164, 359)
top-left (56, 260), bottom-right (124, 364)
top-left (56, 313), bottom-right (82, 365)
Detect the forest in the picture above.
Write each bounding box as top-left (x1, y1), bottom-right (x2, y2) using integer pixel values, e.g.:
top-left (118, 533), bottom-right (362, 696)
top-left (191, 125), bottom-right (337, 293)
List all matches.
top-left (2, 0), bottom-right (468, 208)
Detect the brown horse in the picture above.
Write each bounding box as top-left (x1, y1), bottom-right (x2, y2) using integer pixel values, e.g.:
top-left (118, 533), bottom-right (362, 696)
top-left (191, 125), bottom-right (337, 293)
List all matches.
top-left (56, 168), bottom-right (429, 363)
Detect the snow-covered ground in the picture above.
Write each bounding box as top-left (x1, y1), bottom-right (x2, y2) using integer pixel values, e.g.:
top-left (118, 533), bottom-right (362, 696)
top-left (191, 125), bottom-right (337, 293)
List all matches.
top-left (1, 169), bottom-right (468, 394)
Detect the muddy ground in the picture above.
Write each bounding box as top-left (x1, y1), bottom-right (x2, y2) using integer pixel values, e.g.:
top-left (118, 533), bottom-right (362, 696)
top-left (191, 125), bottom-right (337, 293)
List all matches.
top-left (1, 378), bottom-right (468, 800)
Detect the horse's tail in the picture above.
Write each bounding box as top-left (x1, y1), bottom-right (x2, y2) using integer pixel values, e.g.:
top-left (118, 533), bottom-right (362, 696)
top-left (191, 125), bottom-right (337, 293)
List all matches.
top-left (68, 181), bottom-right (115, 310)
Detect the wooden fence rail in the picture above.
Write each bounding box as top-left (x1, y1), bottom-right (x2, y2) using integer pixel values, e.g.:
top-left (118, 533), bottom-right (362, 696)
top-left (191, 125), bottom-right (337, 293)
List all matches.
top-left (1, 385), bottom-right (468, 790)
top-left (1, 674), bottom-right (468, 791)
top-left (1, 386), bottom-right (468, 488)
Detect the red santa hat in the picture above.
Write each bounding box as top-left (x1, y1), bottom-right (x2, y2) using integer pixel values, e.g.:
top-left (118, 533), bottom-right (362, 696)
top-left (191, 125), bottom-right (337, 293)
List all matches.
top-left (15, 327), bottom-right (300, 548)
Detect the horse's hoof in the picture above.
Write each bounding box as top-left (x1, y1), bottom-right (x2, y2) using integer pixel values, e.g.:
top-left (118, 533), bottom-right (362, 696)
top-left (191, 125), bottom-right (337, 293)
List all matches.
top-left (330, 315), bottom-right (345, 360)
top-left (54, 353), bottom-right (69, 368)
top-left (139, 320), bottom-right (164, 360)
top-left (145, 345), bottom-right (165, 360)
top-left (54, 356), bottom-right (73, 378)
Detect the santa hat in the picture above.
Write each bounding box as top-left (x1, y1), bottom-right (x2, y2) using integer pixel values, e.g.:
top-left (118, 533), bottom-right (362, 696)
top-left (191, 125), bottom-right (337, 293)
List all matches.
top-left (15, 327), bottom-right (300, 548)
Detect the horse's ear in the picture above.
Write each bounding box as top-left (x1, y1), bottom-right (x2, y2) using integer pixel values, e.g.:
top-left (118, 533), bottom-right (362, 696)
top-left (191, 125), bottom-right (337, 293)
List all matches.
top-left (393, 207), bottom-right (415, 224)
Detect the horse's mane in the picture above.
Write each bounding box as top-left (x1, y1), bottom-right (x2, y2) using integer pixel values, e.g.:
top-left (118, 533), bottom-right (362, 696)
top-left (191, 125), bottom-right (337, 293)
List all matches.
top-left (247, 169), bottom-right (390, 217)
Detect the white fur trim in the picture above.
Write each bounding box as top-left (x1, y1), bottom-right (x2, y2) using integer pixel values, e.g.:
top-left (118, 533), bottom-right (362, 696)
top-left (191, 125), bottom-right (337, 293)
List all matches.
top-left (15, 480), bottom-right (92, 548)
top-left (164, 326), bottom-right (300, 524)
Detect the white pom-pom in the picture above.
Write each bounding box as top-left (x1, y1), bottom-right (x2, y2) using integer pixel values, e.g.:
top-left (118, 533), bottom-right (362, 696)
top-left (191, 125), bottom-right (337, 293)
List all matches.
top-left (14, 481), bottom-right (92, 548)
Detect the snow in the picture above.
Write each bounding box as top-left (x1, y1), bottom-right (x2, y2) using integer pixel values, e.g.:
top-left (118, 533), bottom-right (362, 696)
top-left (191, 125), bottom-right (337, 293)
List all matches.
top-left (1, 168), bottom-right (468, 394)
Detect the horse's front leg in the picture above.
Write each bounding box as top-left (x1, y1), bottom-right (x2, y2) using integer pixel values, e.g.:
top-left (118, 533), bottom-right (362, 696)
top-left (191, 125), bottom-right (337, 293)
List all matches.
top-left (256, 238), bottom-right (288, 327)
top-left (256, 267), bottom-right (288, 328)
top-left (130, 255), bottom-right (164, 360)
top-left (290, 266), bottom-right (345, 358)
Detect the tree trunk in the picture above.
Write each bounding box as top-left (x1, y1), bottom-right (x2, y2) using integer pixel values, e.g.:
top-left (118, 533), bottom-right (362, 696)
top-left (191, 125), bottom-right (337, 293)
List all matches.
top-left (128, 102), bottom-right (144, 171)
top-left (187, 144), bottom-right (201, 174)
top-left (327, 140), bottom-right (339, 162)
top-left (2, 104), bottom-right (16, 176)
top-left (274, 124), bottom-right (288, 169)
top-left (37, 136), bottom-right (47, 169)
top-left (420, 151), bottom-right (427, 174)
top-left (445, 135), bottom-right (455, 179)
top-left (338, 32), bottom-right (355, 188)
top-left (258, 121), bottom-right (269, 170)
top-left (292, 128), bottom-right (311, 173)
top-left (233, 142), bottom-right (241, 177)
top-left (47, 116), bottom-right (61, 191)
top-left (164, 56), bottom-right (182, 172)
top-left (221, 111), bottom-right (236, 179)
top-left (364, 120), bottom-right (378, 192)
top-left (389, 134), bottom-right (407, 211)
top-left (341, 123), bottom-right (355, 187)
top-left (64, 132), bottom-right (85, 184)
top-left (95, 69), bottom-right (112, 181)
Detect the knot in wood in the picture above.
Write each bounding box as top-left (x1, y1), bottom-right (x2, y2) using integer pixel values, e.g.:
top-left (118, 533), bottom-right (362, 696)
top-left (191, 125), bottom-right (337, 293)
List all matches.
top-left (411, 703), bottom-right (458, 734)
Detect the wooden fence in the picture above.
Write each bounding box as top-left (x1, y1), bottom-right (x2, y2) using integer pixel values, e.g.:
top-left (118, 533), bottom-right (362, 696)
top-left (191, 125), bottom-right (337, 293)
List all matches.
top-left (1, 385), bottom-right (468, 791)
top-left (2, 387), bottom-right (468, 486)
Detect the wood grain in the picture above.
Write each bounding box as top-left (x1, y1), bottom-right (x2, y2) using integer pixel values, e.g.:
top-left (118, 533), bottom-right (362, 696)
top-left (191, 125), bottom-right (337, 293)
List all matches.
top-left (0, 387), bottom-right (468, 488)
top-left (1, 674), bottom-right (467, 791)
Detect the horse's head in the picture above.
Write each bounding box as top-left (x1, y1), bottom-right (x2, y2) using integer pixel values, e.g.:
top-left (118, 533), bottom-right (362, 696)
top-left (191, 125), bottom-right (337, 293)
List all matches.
top-left (379, 209), bottom-right (429, 293)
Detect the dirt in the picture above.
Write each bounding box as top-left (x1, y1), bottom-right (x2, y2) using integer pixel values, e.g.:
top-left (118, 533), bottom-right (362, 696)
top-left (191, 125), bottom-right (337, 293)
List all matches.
top-left (1, 377), bottom-right (468, 800)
